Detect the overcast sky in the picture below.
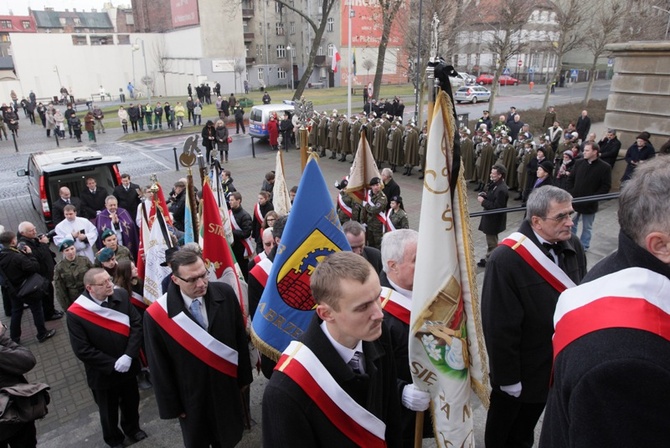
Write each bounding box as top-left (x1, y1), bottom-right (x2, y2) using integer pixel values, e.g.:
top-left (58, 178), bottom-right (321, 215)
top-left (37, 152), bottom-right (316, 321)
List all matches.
top-left (0, 1), bottom-right (117, 15)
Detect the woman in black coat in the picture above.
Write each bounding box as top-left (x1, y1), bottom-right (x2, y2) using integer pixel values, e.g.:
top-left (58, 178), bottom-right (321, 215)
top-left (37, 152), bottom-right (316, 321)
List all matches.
top-left (215, 119), bottom-right (230, 163)
top-left (201, 120), bottom-right (216, 164)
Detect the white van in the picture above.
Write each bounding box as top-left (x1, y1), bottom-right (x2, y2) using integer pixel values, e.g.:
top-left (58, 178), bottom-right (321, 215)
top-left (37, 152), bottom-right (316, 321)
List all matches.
top-left (248, 103), bottom-right (295, 140)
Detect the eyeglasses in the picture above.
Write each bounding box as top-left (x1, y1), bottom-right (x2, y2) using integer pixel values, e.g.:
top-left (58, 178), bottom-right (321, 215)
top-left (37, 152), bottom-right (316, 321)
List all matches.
top-left (175, 272), bottom-right (208, 284)
top-left (541, 211), bottom-right (575, 223)
top-left (91, 277), bottom-right (114, 287)
top-left (263, 242), bottom-right (274, 247)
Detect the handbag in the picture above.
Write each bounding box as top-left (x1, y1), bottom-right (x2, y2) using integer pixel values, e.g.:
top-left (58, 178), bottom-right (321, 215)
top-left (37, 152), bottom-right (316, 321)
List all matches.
top-left (0, 383), bottom-right (50, 423)
top-left (16, 273), bottom-right (49, 300)
top-left (227, 136), bottom-right (233, 144)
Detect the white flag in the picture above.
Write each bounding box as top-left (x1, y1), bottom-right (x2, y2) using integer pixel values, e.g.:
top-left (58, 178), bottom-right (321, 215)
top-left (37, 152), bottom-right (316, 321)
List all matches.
top-left (143, 209), bottom-right (172, 303)
top-left (272, 150), bottom-right (292, 215)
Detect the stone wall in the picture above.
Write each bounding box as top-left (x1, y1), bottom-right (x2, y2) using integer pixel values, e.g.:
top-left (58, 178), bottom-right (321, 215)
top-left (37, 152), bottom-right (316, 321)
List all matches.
top-left (605, 41), bottom-right (670, 188)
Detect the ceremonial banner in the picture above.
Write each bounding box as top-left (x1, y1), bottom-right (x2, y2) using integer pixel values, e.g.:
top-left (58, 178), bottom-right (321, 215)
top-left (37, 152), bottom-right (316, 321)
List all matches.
top-left (273, 150), bottom-right (292, 216)
top-left (183, 184), bottom-right (195, 244)
top-left (154, 182), bottom-right (173, 226)
top-left (143, 208), bottom-right (172, 303)
top-left (136, 202), bottom-right (150, 281)
top-left (209, 165), bottom-right (234, 245)
top-left (251, 156), bottom-right (351, 359)
top-left (344, 129), bottom-right (380, 203)
top-left (408, 90), bottom-right (489, 446)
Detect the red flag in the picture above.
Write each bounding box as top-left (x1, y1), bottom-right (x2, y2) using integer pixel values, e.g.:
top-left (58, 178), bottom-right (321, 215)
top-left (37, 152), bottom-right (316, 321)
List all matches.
top-left (136, 202), bottom-right (150, 280)
top-left (154, 183), bottom-right (173, 225)
top-left (331, 46), bottom-right (341, 73)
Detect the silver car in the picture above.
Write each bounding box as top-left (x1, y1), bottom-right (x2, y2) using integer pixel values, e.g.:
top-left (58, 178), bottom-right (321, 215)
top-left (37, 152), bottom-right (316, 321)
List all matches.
top-left (454, 85), bottom-right (491, 104)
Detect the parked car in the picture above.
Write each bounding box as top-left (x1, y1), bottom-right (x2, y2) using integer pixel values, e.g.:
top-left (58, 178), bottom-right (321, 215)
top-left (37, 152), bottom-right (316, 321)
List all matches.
top-left (17, 147), bottom-right (122, 229)
top-left (454, 86), bottom-right (492, 104)
top-left (448, 72), bottom-right (476, 89)
top-left (476, 74), bottom-right (520, 86)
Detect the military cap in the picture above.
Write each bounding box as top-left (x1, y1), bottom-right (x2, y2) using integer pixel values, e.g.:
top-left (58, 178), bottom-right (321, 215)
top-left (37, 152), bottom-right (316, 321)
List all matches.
top-left (100, 229), bottom-right (115, 241)
top-left (96, 247), bottom-right (115, 262)
top-left (59, 239), bottom-right (76, 252)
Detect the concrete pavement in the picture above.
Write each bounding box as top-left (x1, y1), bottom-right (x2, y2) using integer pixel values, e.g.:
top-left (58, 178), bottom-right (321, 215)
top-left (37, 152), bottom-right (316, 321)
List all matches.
top-left (0, 105), bottom-right (620, 447)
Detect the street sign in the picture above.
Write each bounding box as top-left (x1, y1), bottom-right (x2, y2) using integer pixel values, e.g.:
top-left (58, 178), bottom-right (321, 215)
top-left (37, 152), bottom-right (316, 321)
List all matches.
top-left (570, 69), bottom-right (578, 78)
top-left (503, 67), bottom-right (511, 75)
top-left (517, 59), bottom-right (523, 67)
top-left (528, 67), bottom-right (535, 74)
top-left (607, 58), bottom-right (614, 67)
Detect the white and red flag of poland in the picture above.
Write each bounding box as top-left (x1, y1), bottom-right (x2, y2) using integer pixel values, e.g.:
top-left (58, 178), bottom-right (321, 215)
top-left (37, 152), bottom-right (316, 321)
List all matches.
top-left (408, 89), bottom-right (489, 446)
top-left (331, 46), bottom-right (341, 73)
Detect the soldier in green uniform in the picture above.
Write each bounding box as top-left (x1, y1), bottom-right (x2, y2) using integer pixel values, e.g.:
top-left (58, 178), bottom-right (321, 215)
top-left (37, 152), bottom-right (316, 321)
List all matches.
top-left (53, 240), bottom-right (93, 310)
top-left (328, 111), bottom-right (340, 159)
top-left (350, 115), bottom-right (362, 157)
top-left (387, 195), bottom-right (409, 230)
top-left (364, 177), bottom-right (388, 250)
top-left (335, 178), bottom-right (360, 224)
top-left (99, 228), bottom-right (133, 262)
top-left (317, 113), bottom-right (329, 157)
top-left (338, 115), bottom-right (351, 162)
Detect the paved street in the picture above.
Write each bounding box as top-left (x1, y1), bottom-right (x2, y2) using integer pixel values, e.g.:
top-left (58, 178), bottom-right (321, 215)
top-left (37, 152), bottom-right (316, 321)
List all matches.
top-left (0, 85), bottom-right (621, 447)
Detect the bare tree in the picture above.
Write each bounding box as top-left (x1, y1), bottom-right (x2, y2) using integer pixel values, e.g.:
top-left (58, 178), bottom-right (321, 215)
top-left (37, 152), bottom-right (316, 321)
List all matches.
top-left (476, 0), bottom-right (533, 113)
top-left (371, 0), bottom-right (405, 100)
top-left (273, 0), bottom-right (338, 100)
top-left (619, 0), bottom-right (668, 41)
top-left (152, 40), bottom-right (172, 96)
top-left (582, 0), bottom-right (630, 105)
top-left (234, 59), bottom-right (246, 94)
top-left (541, 0), bottom-right (594, 110)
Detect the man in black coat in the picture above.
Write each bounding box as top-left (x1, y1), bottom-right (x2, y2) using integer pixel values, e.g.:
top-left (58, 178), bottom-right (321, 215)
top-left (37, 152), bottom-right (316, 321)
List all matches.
top-left (51, 186), bottom-right (82, 226)
top-left (228, 192), bottom-right (253, 280)
top-left (575, 110), bottom-right (591, 141)
top-left (597, 128), bottom-right (622, 167)
top-left (144, 251), bottom-right (252, 448)
top-left (127, 104), bottom-right (139, 132)
top-left (477, 164), bottom-right (509, 267)
top-left (263, 251), bottom-right (404, 447)
top-left (566, 142), bottom-right (611, 251)
top-left (381, 168), bottom-right (401, 211)
top-left (541, 156), bottom-right (670, 448)
top-left (67, 268), bottom-right (146, 448)
top-left (343, 221), bottom-right (383, 274)
top-left (168, 181), bottom-right (186, 231)
top-left (80, 177), bottom-right (109, 219)
top-left (379, 230), bottom-right (432, 447)
top-left (482, 186), bottom-right (586, 448)
top-left (18, 221), bottom-right (62, 321)
top-left (113, 174), bottom-right (141, 221)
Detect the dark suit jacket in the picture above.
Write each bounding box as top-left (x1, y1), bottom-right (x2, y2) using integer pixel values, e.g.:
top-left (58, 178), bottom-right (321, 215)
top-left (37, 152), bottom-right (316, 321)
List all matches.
top-left (66, 289), bottom-right (142, 390)
top-left (52, 197), bottom-right (83, 225)
top-left (263, 314), bottom-right (403, 448)
top-left (144, 281), bottom-right (252, 448)
top-left (79, 187), bottom-right (109, 219)
top-left (482, 220), bottom-right (586, 403)
top-left (113, 183), bottom-right (141, 219)
top-left (478, 179), bottom-right (508, 235)
top-left (383, 179), bottom-right (401, 209)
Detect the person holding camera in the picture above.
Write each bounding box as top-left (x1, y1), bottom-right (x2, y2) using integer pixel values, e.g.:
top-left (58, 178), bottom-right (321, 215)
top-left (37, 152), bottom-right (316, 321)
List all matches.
top-left (477, 164), bottom-right (509, 268)
top-left (18, 221), bottom-right (63, 322)
top-left (0, 231), bottom-right (56, 344)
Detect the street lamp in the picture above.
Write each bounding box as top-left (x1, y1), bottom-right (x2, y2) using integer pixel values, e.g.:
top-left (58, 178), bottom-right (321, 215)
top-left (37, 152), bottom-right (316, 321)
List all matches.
top-left (653, 5), bottom-right (670, 40)
top-left (286, 45), bottom-right (295, 90)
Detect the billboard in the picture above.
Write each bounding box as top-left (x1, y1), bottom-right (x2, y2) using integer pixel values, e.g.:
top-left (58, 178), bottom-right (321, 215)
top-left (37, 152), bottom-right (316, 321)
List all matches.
top-left (341, 0), bottom-right (408, 47)
top-left (171, 0), bottom-right (200, 28)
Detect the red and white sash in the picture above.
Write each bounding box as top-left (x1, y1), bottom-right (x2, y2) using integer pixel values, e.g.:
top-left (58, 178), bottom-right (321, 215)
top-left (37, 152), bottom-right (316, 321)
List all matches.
top-left (380, 286), bottom-right (410, 325)
top-left (253, 203), bottom-right (264, 226)
top-left (500, 232), bottom-right (576, 293)
top-left (249, 257), bottom-right (273, 288)
top-left (276, 341), bottom-right (387, 448)
top-left (253, 251), bottom-right (268, 265)
top-left (384, 210), bottom-right (396, 232)
top-left (146, 295), bottom-right (239, 378)
top-left (337, 193), bottom-right (353, 219)
top-left (553, 267), bottom-right (670, 361)
top-left (365, 189), bottom-right (388, 228)
top-left (228, 209), bottom-right (256, 258)
top-left (131, 291), bottom-right (148, 310)
top-left (67, 295), bottom-right (130, 337)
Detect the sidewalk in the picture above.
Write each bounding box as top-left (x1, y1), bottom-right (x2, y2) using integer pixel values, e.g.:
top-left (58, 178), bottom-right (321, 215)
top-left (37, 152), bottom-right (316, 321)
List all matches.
top-left (0, 109), bottom-right (620, 447)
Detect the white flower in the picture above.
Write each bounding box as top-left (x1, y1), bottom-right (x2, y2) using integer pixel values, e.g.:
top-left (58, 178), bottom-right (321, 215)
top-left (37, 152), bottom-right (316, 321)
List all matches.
top-left (422, 334), bottom-right (442, 361)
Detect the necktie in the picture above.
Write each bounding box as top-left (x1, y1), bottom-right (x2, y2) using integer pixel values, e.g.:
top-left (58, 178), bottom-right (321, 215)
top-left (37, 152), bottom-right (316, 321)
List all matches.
top-left (189, 299), bottom-right (207, 329)
top-left (348, 351), bottom-right (363, 374)
top-left (100, 300), bottom-right (109, 308)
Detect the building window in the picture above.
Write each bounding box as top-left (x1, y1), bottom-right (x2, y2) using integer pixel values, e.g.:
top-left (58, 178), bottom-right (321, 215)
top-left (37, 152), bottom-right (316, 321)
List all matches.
top-left (0, 34), bottom-right (10, 42)
top-left (256, 44), bottom-right (262, 57)
top-left (22, 21), bottom-right (30, 29)
top-left (275, 1), bottom-right (282, 13)
top-left (258, 67), bottom-right (265, 81)
top-left (276, 22), bottom-right (284, 35)
top-left (0, 21), bottom-right (11, 29)
top-left (277, 44), bottom-right (286, 58)
top-left (90, 35), bottom-right (112, 45)
top-left (72, 35), bottom-right (88, 45)
top-left (327, 43), bottom-right (334, 57)
top-left (126, 13), bottom-right (134, 25)
top-left (278, 67), bottom-right (286, 79)
top-left (327, 17), bottom-right (334, 32)
top-left (317, 45), bottom-right (324, 56)
top-left (290, 21), bottom-right (295, 35)
top-left (59, 17), bottom-right (67, 26)
top-left (117, 34), bottom-right (130, 45)
top-left (73, 18), bottom-right (81, 26)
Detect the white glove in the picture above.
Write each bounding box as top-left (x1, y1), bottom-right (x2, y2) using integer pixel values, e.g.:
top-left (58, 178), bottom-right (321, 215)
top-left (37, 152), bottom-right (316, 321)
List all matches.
top-left (500, 382), bottom-right (522, 398)
top-left (114, 354), bottom-right (133, 373)
top-left (401, 384), bottom-right (431, 411)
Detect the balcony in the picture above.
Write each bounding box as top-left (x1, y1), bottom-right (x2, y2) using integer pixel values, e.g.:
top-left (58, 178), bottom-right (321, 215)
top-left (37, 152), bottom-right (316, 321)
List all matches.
top-left (242, 9), bottom-right (254, 18)
top-left (314, 55), bottom-right (326, 66)
top-left (246, 57), bottom-right (256, 64)
top-left (244, 32), bottom-right (254, 42)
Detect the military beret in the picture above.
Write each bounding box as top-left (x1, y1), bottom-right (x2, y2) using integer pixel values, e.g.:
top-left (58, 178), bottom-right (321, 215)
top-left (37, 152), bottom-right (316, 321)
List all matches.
top-left (59, 239), bottom-right (75, 252)
top-left (96, 247), bottom-right (115, 262)
top-left (369, 177), bottom-right (381, 186)
top-left (100, 229), bottom-right (115, 241)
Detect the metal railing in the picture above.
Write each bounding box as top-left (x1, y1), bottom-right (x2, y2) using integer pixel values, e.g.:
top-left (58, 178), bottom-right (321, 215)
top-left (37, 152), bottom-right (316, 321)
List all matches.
top-left (469, 192), bottom-right (620, 218)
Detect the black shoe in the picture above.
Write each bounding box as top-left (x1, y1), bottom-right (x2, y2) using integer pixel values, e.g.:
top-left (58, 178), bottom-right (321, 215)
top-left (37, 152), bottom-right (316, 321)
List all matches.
top-left (37, 329), bottom-right (56, 343)
top-left (131, 430), bottom-right (148, 442)
top-left (477, 259), bottom-right (487, 268)
top-left (46, 311), bottom-right (64, 321)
